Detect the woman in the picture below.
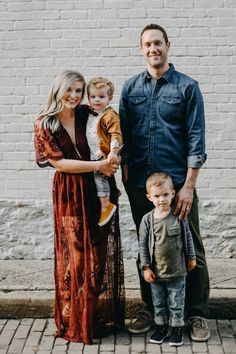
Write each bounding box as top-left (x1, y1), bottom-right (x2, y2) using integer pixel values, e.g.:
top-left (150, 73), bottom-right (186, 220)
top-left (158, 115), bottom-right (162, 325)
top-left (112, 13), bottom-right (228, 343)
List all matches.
top-left (34, 70), bottom-right (125, 344)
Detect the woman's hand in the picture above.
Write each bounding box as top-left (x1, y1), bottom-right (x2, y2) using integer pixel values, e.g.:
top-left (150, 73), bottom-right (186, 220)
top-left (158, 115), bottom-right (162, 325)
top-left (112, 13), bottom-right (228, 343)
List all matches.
top-left (98, 159), bottom-right (118, 177)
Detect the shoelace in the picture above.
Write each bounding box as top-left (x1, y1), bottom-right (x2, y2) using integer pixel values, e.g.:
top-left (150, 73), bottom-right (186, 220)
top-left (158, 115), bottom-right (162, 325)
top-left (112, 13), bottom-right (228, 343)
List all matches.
top-left (159, 326), bottom-right (168, 334)
top-left (191, 318), bottom-right (208, 329)
top-left (173, 327), bottom-right (182, 335)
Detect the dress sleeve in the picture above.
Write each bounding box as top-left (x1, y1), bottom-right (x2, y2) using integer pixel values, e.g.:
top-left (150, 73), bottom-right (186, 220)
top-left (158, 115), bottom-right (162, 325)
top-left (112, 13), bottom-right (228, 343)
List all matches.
top-left (34, 118), bottom-right (64, 168)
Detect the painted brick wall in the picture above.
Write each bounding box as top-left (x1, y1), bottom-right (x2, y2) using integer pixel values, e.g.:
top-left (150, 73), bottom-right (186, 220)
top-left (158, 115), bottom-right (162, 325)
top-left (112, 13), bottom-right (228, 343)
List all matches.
top-left (0, 0), bottom-right (236, 259)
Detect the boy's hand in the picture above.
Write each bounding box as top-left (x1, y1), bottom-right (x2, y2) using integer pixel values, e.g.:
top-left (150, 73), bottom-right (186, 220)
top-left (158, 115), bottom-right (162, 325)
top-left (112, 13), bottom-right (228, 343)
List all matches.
top-left (144, 268), bottom-right (156, 283)
top-left (107, 151), bottom-right (119, 164)
top-left (188, 258), bottom-right (197, 272)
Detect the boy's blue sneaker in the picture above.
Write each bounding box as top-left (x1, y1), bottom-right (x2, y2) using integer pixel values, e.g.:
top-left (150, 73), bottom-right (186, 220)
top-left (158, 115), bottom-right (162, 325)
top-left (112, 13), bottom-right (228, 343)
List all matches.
top-left (150, 324), bottom-right (168, 344)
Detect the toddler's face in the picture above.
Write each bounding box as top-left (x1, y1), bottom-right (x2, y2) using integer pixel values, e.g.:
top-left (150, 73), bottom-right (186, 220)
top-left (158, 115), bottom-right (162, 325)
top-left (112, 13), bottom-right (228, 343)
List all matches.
top-left (147, 182), bottom-right (175, 211)
top-left (88, 86), bottom-right (111, 111)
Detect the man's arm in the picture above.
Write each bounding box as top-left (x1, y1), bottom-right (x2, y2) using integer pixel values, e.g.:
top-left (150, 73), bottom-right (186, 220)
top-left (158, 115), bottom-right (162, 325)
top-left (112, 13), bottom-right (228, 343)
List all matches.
top-left (175, 81), bottom-right (206, 219)
top-left (119, 82), bottom-right (132, 183)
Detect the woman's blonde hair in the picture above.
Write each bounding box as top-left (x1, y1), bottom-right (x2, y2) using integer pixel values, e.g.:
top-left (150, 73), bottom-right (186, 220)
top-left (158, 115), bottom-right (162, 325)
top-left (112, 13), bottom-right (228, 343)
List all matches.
top-left (39, 70), bottom-right (86, 133)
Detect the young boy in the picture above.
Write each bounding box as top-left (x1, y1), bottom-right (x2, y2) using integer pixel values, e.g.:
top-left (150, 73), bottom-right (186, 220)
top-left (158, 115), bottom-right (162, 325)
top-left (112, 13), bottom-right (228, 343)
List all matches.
top-left (139, 172), bottom-right (196, 346)
top-left (86, 77), bottom-right (123, 226)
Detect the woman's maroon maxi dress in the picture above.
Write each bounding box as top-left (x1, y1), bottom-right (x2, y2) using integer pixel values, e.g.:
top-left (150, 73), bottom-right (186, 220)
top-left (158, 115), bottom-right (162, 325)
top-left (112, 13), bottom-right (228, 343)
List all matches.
top-left (34, 106), bottom-right (125, 344)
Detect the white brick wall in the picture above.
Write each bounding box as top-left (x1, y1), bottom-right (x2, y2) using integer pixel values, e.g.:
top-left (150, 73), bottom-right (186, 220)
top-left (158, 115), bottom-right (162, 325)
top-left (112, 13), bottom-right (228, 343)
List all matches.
top-left (0, 0), bottom-right (236, 259)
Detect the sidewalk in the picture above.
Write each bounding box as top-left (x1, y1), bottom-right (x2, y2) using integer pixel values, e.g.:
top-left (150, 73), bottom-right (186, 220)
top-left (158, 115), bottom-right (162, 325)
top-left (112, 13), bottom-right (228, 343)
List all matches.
top-left (0, 258), bottom-right (236, 319)
top-left (0, 318), bottom-right (235, 354)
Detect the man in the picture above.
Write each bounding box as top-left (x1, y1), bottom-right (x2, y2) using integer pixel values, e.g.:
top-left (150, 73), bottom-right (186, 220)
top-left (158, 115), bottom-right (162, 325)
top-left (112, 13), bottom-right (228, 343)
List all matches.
top-left (119, 24), bottom-right (210, 342)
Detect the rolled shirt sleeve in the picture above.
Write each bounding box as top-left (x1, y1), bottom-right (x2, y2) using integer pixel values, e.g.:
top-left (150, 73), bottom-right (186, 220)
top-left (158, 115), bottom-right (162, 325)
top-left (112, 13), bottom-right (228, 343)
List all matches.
top-left (186, 81), bottom-right (207, 169)
top-left (187, 154), bottom-right (207, 168)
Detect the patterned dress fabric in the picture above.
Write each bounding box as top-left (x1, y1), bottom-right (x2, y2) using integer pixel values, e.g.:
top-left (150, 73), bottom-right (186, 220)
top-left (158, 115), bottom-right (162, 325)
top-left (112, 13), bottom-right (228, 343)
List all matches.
top-left (34, 105), bottom-right (125, 344)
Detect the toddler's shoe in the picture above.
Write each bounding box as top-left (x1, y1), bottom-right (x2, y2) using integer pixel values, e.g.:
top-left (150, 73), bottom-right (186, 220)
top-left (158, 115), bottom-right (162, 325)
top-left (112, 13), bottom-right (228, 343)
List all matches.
top-left (98, 202), bottom-right (117, 226)
top-left (169, 326), bottom-right (183, 346)
top-left (150, 324), bottom-right (168, 344)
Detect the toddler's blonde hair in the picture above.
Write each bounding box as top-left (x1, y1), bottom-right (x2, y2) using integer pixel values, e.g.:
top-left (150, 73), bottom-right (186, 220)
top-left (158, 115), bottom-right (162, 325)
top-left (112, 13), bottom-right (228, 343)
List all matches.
top-left (146, 172), bottom-right (174, 194)
top-left (87, 77), bottom-right (114, 97)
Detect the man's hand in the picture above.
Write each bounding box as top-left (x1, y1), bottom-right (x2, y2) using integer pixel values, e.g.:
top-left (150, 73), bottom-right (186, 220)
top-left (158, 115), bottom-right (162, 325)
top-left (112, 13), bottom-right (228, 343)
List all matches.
top-left (121, 163), bottom-right (129, 184)
top-left (174, 167), bottom-right (199, 220)
top-left (174, 185), bottom-right (193, 220)
top-left (143, 268), bottom-right (156, 283)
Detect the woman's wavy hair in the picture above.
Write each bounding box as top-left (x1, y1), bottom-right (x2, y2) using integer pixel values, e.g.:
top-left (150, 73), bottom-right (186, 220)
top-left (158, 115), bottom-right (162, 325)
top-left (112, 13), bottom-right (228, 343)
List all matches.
top-left (39, 70), bottom-right (86, 133)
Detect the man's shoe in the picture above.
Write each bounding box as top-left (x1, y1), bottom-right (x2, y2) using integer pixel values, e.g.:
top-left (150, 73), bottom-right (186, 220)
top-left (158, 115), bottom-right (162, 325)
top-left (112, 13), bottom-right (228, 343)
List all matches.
top-left (128, 310), bottom-right (154, 334)
top-left (150, 324), bottom-right (168, 344)
top-left (98, 202), bottom-right (117, 226)
top-left (188, 316), bottom-right (210, 342)
top-left (169, 326), bottom-right (183, 346)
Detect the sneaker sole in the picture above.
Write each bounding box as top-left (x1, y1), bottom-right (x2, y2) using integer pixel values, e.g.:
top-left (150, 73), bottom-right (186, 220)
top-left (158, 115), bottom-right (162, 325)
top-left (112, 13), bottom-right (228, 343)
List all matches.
top-left (150, 336), bottom-right (166, 344)
top-left (191, 333), bottom-right (210, 342)
top-left (128, 324), bottom-right (153, 334)
top-left (169, 340), bottom-right (183, 346)
top-left (98, 205), bottom-right (117, 226)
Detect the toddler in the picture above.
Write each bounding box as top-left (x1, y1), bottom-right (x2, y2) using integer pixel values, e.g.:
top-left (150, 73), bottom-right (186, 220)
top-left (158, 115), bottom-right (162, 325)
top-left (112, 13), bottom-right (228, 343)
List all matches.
top-left (139, 172), bottom-right (196, 346)
top-left (86, 77), bottom-right (123, 226)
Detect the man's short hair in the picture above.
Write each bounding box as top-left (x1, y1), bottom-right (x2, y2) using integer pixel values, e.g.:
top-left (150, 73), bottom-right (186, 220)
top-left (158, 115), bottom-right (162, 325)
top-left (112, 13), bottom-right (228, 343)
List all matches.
top-left (140, 24), bottom-right (169, 45)
top-left (146, 172), bottom-right (174, 194)
top-left (87, 77), bottom-right (114, 97)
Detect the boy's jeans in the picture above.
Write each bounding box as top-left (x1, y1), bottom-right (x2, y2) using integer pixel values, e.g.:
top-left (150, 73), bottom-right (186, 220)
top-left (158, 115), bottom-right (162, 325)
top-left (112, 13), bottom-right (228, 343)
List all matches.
top-left (150, 277), bottom-right (185, 327)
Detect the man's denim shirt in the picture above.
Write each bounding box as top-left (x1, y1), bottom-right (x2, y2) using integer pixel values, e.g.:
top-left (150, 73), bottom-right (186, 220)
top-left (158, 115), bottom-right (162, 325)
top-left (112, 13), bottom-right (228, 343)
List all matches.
top-left (119, 64), bottom-right (207, 188)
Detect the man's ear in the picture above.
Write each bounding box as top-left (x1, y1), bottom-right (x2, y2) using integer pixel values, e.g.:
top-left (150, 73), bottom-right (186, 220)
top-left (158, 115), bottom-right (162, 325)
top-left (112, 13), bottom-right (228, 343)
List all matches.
top-left (167, 41), bottom-right (170, 51)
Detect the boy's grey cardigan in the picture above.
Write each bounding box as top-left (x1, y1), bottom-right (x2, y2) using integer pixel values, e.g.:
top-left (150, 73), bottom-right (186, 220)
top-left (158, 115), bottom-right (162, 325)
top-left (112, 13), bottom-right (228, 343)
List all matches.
top-left (139, 210), bottom-right (196, 269)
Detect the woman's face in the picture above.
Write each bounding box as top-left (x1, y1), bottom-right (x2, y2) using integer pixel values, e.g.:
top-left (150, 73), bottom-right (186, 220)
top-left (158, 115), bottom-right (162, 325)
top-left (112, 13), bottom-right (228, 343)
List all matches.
top-left (61, 80), bottom-right (84, 110)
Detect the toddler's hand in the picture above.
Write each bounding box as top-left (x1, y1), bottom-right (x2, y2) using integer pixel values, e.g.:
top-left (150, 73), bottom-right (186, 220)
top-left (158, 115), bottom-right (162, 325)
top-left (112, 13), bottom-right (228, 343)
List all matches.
top-left (144, 268), bottom-right (156, 283)
top-left (188, 258), bottom-right (197, 272)
top-left (107, 151), bottom-right (119, 164)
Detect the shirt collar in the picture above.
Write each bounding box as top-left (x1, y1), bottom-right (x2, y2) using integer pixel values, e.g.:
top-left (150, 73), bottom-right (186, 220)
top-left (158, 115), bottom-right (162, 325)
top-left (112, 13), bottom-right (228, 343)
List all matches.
top-left (143, 63), bottom-right (175, 83)
top-left (93, 104), bottom-right (110, 114)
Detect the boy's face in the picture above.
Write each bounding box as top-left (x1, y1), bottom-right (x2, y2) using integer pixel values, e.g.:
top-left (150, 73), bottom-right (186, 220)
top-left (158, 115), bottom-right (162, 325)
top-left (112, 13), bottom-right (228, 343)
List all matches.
top-left (147, 182), bottom-right (175, 212)
top-left (88, 86), bottom-right (111, 111)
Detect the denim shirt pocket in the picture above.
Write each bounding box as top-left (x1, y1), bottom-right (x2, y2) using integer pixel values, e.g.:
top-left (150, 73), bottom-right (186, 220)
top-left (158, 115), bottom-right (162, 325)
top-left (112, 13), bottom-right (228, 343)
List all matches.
top-left (160, 96), bottom-right (184, 120)
top-left (128, 96), bottom-right (148, 123)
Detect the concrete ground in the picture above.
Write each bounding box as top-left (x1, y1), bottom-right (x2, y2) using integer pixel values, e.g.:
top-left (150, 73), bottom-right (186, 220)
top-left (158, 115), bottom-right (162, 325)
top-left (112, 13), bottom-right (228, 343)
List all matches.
top-left (0, 258), bottom-right (236, 353)
top-left (0, 258), bottom-right (236, 319)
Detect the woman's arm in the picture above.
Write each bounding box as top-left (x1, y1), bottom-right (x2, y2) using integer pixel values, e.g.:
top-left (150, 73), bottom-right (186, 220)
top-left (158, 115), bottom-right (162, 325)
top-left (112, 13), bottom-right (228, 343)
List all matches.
top-left (48, 158), bottom-right (118, 176)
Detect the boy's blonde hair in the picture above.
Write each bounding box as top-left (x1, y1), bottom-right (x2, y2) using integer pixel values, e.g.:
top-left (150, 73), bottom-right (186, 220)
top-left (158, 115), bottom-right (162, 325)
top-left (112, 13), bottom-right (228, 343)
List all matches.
top-left (87, 77), bottom-right (114, 97)
top-left (146, 172), bottom-right (174, 194)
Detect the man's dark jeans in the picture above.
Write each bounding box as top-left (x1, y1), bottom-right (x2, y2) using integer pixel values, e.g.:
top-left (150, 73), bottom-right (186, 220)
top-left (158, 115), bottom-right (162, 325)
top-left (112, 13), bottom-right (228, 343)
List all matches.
top-left (124, 179), bottom-right (210, 318)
